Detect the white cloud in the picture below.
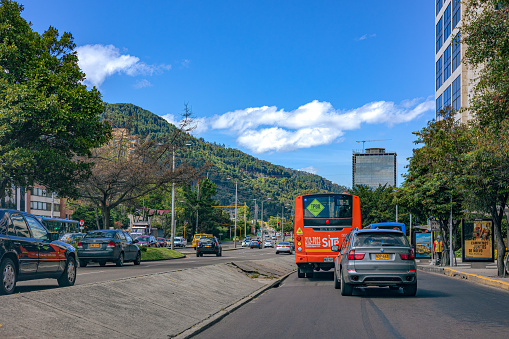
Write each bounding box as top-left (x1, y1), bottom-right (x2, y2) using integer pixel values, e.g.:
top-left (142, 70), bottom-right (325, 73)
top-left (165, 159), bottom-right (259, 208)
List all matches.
top-left (133, 79), bottom-right (153, 89)
top-left (204, 98), bottom-right (433, 154)
top-left (358, 33), bottom-right (376, 41)
top-left (76, 44), bottom-right (171, 88)
top-left (299, 166), bottom-right (319, 174)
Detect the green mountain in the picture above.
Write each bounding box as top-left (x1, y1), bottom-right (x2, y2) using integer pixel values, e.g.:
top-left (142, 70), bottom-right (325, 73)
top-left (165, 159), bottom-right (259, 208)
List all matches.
top-left (101, 103), bottom-right (348, 217)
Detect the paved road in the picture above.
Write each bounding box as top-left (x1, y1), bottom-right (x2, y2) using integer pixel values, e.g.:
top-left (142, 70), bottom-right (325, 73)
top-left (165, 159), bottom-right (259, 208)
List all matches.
top-left (14, 245), bottom-right (283, 294)
top-left (195, 270), bottom-right (509, 339)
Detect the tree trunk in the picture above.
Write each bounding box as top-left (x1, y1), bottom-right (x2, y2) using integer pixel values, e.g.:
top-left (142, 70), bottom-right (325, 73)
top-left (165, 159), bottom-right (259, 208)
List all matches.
top-left (94, 207), bottom-right (100, 230)
top-left (491, 204), bottom-right (507, 277)
top-left (101, 206), bottom-right (111, 230)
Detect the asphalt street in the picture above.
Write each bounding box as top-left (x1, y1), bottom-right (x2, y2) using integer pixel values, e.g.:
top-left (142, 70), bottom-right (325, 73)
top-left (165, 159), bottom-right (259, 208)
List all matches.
top-left (13, 244), bottom-right (281, 294)
top-left (195, 270), bottom-right (509, 339)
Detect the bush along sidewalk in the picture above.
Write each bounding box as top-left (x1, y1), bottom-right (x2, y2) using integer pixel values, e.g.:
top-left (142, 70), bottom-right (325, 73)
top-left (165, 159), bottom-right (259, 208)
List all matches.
top-left (140, 247), bottom-right (185, 261)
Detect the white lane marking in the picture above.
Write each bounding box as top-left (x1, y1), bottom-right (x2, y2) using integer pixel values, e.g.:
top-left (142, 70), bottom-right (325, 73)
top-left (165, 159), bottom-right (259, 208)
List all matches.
top-left (77, 271), bottom-right (106, 276)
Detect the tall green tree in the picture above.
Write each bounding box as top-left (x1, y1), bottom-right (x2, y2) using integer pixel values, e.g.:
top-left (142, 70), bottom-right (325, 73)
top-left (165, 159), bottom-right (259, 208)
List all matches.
top-left (462, 0), bottom-right (509, 275)
top-left (0, 0), bottom-right (111, 197)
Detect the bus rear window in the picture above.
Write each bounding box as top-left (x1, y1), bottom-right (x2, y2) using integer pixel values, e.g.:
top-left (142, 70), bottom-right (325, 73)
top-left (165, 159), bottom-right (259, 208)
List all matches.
top-left (302, 195), bottom-right (352, 219)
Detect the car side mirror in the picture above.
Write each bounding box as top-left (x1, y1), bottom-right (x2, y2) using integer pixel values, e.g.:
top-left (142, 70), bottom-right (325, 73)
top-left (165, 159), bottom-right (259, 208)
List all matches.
top-left (133, 239), bottom-right (139, 243)
top-left (48, 233), bottom-right (60, 242)
top-left (331, 245), bottom-right (340, 252)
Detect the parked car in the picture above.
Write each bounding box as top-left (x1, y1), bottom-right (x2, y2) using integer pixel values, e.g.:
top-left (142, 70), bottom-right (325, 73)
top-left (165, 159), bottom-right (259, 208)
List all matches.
top-left (59, 232), bottom-right (85, 243)
top-left (173, 236), bottom-right (187, 248)
top-left (0, 209), bottom-right (77, 295)
top-left (264, 240), bottom-right (274, 248)
top-left (276, 242), bottom-right (292, 254)
top-left (192, 233), bottom-right (213, 249)
top-left (196, 236), bottom-right (222, 257)
top-left (157, 237), bottom-right (167, 247)
top-left (250, 239), bottom-right (262, 249)
top-left (332, 229), bottom-right (417, 296)
top-left (135, 235), bottom-right (158, 247)
top-left (77, 230), bottom-right (141, 267)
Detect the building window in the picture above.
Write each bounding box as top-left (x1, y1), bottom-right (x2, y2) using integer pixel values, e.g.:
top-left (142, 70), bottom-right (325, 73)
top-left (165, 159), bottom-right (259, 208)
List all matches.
top-left (436, 94), bottom-right (443, 115)
top-left (453, 0), bottom-right (461, 29)
top-left (452, 32), bottom-right (461, 71)
top-left (443, 45), bottom-right (451, 81)
top-left (436, 17), bottom-right (443, 53)
top-left (30, 201), bottom-right (60, 211)
top-left (436, 0), bottom-right (443, 16)
top-left (452, 75), bottom-right (461, 111)
top-left (436, 56), bottom-right (443, 90)
top-left (31, 187), bottom-right (47, 197)
top-left (444, 3), bottom-right (451, 41)
top-left (444, 85), bottom-right (452, 109)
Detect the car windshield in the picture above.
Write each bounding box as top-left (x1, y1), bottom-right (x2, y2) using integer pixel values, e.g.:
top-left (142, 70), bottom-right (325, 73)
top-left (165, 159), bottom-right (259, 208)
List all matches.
top-left (353, 233), bottom-right (409, 247)
top-left (137, 236), bottom-right (149, 241)
top-left (85, 231), bottom-right (116, 239)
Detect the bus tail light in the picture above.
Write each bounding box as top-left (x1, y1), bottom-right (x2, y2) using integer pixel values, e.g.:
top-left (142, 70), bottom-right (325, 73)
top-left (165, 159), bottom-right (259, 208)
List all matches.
top-left (400, 249), bottom-right (415, 260)
top-left (77, 241), bottom-right (83, 249)
top-left (107, 241), bottom-right (116, 248)
top-left (347, 250), bottom-right (364, 260)
top-left (296, 236), bottom-right (301, 241)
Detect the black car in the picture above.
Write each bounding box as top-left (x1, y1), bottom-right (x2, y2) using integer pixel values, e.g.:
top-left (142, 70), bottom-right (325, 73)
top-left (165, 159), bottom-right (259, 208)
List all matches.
top-left (0, 209), bottom-right (77, 295)
top-left (77, 230), bottom-right (141, 267)
top-left (196, 236), bottom-right (222, 257)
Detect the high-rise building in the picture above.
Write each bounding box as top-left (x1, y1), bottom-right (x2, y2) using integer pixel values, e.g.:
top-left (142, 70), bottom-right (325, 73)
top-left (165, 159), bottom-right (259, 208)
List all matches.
top-left (435, 0), bottom-right (473, 122)
top-left (352, 148), bottom-right (397, 189)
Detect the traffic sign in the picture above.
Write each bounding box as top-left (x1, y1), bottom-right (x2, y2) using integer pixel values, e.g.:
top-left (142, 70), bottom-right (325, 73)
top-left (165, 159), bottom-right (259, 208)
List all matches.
top-left (79, 220), bottom-right (85, 226)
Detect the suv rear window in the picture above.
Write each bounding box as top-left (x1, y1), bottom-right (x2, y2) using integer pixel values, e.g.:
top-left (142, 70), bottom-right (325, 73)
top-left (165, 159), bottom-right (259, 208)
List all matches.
top-left (353, 233), bottom-right (409, 247)
top-left (199, 237), bottom-right (215, 243)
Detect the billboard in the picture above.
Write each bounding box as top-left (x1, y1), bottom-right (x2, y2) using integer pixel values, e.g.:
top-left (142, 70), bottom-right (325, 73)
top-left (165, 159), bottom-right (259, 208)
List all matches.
top-left (414, 232), bottom-right (432, 259)
top-left (461, 219), bottom-right (494, 262)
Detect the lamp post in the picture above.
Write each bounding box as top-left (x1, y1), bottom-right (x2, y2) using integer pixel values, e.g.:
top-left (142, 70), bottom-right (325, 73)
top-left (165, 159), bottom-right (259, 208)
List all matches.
top-left (261, 198), bottom-right (271, 241)
top-left (227, 178), bottom-right (246, 248)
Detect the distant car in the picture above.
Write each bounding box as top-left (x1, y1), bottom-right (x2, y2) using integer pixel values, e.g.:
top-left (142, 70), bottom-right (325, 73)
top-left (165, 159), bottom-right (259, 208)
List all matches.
top-left (0, 209), bottom-right (77, 295)
top-left (196, 236), bottom-right (222, 257)
top-left (241, 239), bottom-right (250, 247)
top-left (271, 235), bottom-right (276, 240)
top-left (264, 240), bottom-right (274, 248)
top-left (250, 239), bottom-right (262, 249)
top-left (332, 229), bottom-right (417, 296)
top-left (276, 242), bottom-right (292, 254)
top-left (59, 232), bottom-right (85, 243)
top-left (77, 230), bottom-right (141, 267)
top-left (173, 236), bottom-right (187, 248)
top-left (136, 235), bottom-right (158, 247)
top-left (289, 241), bottom-right (295, 250)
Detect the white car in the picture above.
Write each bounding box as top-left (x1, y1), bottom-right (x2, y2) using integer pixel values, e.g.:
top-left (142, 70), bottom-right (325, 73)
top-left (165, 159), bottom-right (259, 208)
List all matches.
top-left (276, 242), bottom-right (292, 254)
top-left (173, 236), bottom-right (187, 247)
top-left (241, 239), bottom-right (250, 247)
top-left (264, 240), bottom-right (274, 248)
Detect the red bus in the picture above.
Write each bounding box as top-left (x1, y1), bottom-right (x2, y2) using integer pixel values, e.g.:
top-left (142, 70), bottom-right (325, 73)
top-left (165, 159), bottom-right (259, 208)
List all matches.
top-left (294, 193), bottom-right (361, 278)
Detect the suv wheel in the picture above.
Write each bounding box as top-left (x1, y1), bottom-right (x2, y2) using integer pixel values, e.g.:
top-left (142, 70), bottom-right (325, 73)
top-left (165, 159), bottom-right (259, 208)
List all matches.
top-left (1, 258), bottom-right (16, 295)
top-left (196, 251), bottom-right (200, 257)
top-left (340, 270), bottom-right (353, 296)
top-left (403, 282), bottom-right (417, 296)
top-left (57, 256), bottom-right (77, 287)
top-left (334, 268), bottom-right (341, 289)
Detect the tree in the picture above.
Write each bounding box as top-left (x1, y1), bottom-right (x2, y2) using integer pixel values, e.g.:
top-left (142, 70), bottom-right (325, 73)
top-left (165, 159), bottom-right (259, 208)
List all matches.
top-left (399, 108), bottom-right (472, 265)
top-left (462, 0), bottom-right (509, 275)
top-left (76, 122), bottom-right (202, 229)
top-left (0, 0), bottom-right (111, 197)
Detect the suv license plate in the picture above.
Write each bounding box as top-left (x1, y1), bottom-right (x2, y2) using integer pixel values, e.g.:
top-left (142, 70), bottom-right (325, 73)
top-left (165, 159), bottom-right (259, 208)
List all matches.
top-left (375, 253), bottom-right (389, 260)
top-left (324, 257), bottom-right (333, 262)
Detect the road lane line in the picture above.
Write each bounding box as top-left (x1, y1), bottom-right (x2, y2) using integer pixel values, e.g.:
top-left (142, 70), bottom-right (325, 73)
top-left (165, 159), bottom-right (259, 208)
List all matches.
top-left (77, 270), bottom-right (106, 275)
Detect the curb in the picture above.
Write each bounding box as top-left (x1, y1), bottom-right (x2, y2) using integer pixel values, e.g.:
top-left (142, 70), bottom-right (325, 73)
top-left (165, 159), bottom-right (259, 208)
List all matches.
top-left (141, 255), bottom-right (186, 262)
top-left (418, 266), bottom-right (509, 292)
top-left (172, 269), bottom-right (296, 339)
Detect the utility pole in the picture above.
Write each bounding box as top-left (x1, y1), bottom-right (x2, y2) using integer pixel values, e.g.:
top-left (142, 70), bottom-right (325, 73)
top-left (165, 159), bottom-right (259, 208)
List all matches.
top-left (450, 197), bottom-right (454, 267)
top-left (195, 182), bottom-right (200, 234)
top-left (170, 148), bottom-right (176, 250)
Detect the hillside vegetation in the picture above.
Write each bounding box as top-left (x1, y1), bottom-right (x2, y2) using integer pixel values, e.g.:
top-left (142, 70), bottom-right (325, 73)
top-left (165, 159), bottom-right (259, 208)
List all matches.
top-left (101, 103), bottom-right (348, 216)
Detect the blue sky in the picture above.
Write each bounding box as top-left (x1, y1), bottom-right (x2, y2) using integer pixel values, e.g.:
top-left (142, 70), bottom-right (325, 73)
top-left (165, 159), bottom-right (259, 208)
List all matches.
top-left (21, 0), bottom-right (434, 188)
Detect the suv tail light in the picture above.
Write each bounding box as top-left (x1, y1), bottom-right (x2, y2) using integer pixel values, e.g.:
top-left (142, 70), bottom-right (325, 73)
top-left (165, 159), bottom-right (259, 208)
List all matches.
top-left (77, 241), bottom-right (83, 249)
top-left (107, 241), bottom-right (116, 248)
top-left (400, 249), bottom-right (415, 260)
top-left (215, 242), bottom-right (218, 247)
top-left (347, 250), bottom-right (365, 260)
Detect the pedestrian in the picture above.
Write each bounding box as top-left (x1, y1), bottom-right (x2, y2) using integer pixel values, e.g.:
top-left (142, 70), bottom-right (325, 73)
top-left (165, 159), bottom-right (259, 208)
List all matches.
top-left (433, 235), bottom-right (444, 265)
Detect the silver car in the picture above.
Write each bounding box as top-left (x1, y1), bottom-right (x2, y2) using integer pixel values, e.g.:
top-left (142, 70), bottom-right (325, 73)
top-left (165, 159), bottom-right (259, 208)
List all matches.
top-left (332, 229), bottom-right (417, 296)
top-left (276, 242), bottom-right (292, 254)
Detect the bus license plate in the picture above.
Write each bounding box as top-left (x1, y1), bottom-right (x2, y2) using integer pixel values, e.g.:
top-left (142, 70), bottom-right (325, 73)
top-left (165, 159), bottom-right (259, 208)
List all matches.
top-left (90, 243), bottom-right (99, 248)
top-left (324, 257), bottom-right (333, 262)
top-left (375, 253), bottom-right (389, 260)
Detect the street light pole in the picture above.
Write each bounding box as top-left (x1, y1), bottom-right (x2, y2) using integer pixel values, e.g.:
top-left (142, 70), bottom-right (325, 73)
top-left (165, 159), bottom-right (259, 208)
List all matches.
top-left (170, 148), bottom-right (176, 250)
top-left (234, 180), bottom-right (238, 248)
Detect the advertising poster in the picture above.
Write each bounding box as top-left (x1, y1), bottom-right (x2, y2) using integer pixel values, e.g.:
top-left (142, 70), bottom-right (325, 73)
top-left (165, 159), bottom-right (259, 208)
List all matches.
top-left (414, 232), bottom-right (432, 259)
top-left (462, 219), bottom-right (494, 262)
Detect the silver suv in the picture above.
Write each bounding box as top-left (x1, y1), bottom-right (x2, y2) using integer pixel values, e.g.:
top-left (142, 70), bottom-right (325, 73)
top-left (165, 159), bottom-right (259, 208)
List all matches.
top-left (332, 229), bottom-right (417, 296)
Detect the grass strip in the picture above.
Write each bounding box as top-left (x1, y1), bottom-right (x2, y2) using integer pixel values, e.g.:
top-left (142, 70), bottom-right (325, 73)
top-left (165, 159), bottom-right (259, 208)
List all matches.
top-left (141, 247), bottom-right (184, 261)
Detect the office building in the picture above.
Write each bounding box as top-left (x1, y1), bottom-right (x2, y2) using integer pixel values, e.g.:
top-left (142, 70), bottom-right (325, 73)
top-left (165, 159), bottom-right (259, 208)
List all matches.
top-left (435, 0), bottom-right (473, 122)
top-left (352, 148), bottom-right (397, 189)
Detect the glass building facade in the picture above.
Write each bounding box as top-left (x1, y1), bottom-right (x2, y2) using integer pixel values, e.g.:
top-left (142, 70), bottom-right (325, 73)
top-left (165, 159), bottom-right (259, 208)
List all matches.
top-left (352, 148), bottom-right (397, 189)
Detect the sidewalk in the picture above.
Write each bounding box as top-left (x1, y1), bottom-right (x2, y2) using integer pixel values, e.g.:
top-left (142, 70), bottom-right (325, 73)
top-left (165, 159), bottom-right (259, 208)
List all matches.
top-left (417, 259), bottom-right (509, 292)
